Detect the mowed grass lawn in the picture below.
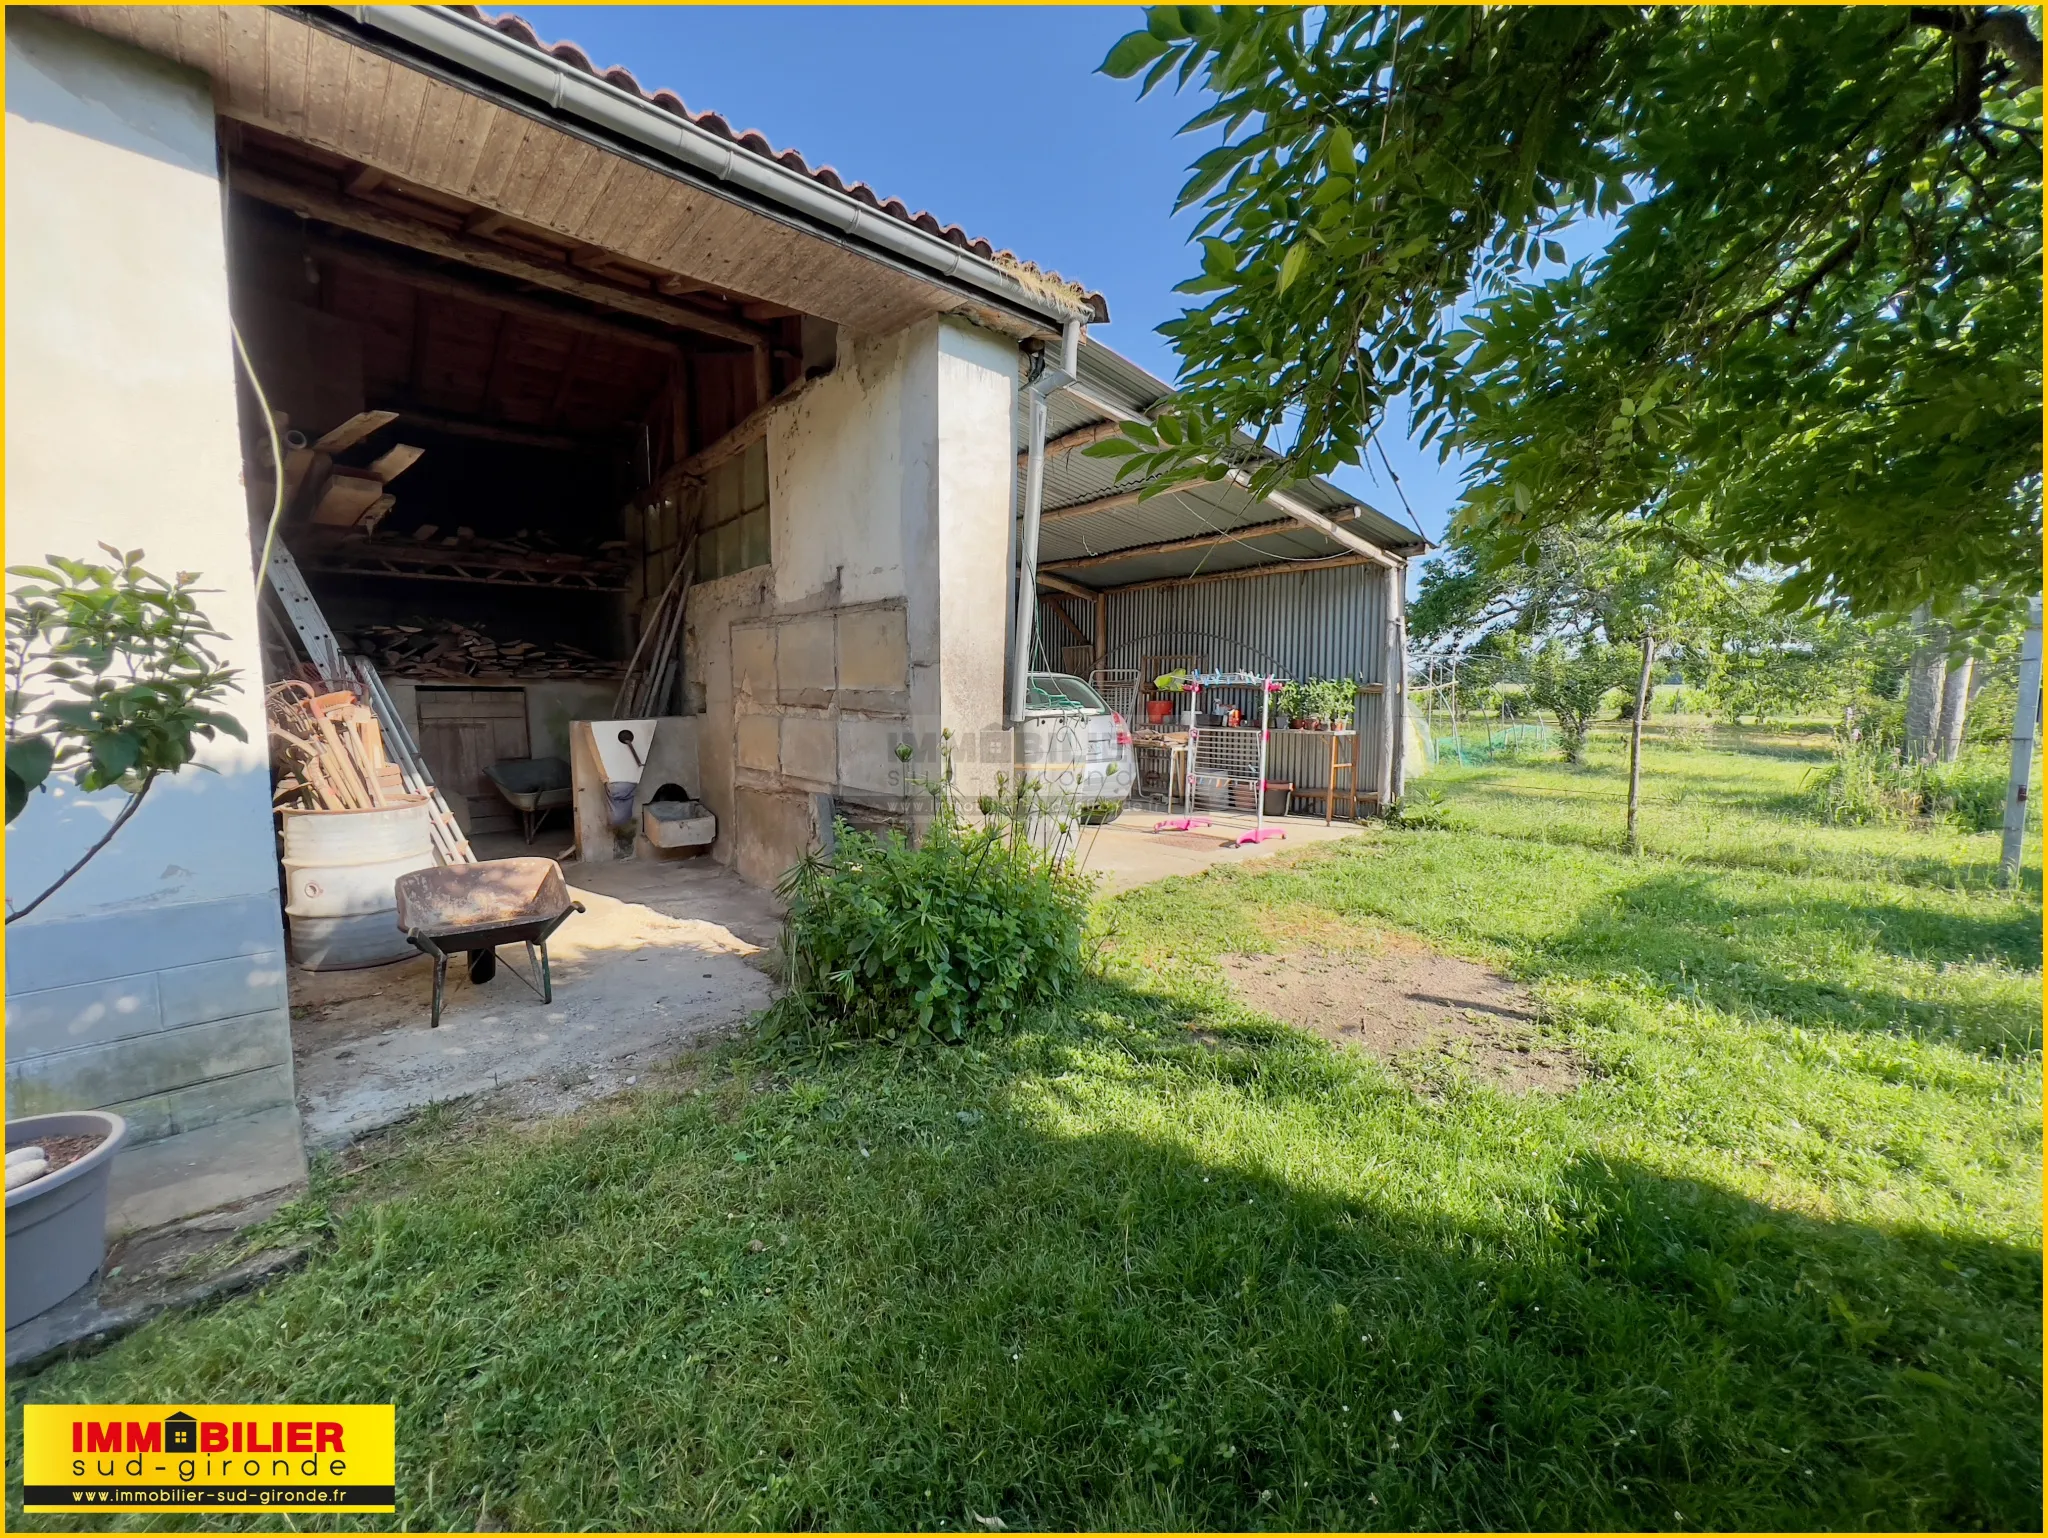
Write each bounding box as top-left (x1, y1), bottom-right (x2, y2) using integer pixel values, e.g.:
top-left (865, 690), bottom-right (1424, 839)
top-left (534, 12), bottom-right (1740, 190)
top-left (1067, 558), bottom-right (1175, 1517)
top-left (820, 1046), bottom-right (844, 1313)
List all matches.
top-left (11, 726), bottom-right (2040, 1531)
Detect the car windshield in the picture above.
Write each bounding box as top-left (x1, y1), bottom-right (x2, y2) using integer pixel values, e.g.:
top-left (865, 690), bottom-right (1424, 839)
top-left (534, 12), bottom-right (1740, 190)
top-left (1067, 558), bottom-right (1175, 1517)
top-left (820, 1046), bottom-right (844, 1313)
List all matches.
top-left (1025, 673), bottom-right (1108, 715)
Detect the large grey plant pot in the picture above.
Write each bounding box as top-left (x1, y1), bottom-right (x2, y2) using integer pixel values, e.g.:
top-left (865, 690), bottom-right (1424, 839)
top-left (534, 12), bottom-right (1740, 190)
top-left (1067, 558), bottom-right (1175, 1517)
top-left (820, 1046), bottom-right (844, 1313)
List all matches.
top-left (6, 1110), bottom-right (127, 1327)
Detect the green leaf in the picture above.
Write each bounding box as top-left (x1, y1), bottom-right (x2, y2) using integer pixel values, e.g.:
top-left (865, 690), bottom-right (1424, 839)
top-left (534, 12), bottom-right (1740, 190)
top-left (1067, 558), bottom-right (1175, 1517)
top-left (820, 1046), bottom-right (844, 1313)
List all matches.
top-left (91, 731), bottom-right (142, 780)
top-left (6, 735), bottom-right (55, 811)
top-left (1326, 123), bottom-right (1356, 175)
top-left (1146, 7), bottom-right (1188, 40)
top-left (1101, 29), bottom-right (1171, 77)
top-left (1277, 241), bottom-right (1311, 294)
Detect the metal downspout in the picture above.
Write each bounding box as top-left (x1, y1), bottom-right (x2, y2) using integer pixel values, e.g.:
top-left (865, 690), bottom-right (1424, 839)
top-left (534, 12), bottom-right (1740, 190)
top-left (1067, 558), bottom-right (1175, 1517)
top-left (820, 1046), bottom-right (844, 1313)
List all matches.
top-left (1007, 319), bottom-right (1081, 724)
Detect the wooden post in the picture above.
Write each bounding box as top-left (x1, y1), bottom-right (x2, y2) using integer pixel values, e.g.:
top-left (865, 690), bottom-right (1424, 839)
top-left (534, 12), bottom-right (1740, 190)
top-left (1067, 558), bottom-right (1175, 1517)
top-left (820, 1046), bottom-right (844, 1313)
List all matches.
top-left (1093, 590), bottom-right (1108, 680)
top-left (1390, 562), bottom-right (1409, 804)
top-left (1627, 631), bottom-right (1656, 854)
top-left (1376, 563), bottom-right (1399, 811)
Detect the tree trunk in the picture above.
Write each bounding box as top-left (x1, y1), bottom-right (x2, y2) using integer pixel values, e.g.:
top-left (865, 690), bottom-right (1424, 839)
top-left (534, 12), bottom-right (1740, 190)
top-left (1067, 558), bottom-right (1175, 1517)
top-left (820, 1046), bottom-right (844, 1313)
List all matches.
top-left (1937, 652), bottom-right (1975, 763)
top-left (1627, 632), bottom-right (1655, 854)
top-left (1903, 606), bottom-right (1947, 762)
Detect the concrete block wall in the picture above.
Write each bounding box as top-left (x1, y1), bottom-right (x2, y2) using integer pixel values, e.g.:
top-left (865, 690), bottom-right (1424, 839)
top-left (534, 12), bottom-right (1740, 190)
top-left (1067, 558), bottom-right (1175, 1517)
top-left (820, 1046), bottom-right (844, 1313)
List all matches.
top-left (4, 12), bottom-right (305, 1231)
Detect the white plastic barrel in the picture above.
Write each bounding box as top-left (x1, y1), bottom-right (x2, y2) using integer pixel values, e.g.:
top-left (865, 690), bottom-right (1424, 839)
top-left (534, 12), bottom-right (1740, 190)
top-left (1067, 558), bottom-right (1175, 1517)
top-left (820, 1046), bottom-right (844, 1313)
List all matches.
top-left (280, 798), bottom-right (435, 969)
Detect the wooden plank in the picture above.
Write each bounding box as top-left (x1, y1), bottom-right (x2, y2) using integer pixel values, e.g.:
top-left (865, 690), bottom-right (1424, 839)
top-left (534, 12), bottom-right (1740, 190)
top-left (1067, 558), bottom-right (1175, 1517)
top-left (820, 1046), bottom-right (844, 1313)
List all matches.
top-left (310, 236), bottom-right (681, 356)
top-left (1018, 419), bottom-right (1130, 467)
top-left (302, 20), bottom-right (353, 150)
top-left (1042, 517), bottom-right (1322, 573)
top-left (371, 45), bottom-right (432, 174)
top-left (369, 443), bottom-right (424, 483)
top-left (312, 409), bottom-right (398, 454)
top-left (1237, 472), bottom-right (1394, 568)
top-left (1097, 553), bottom-right (1381, 595)
top-left (1045, 598), bottom-right (1090, 647)
top-left (1041, 477), bottom-right (1210, 525)
top-left (311, 470), bottom-right (386, 527)
top-left (265, 5), bottom-right (312, 144)
top-left (1036, 571), bottom-right (1097, 599)
top-left (231, 164), bottom-right (769, 348)
top-left (336, 41), bottom-right (389, 163)
top-left (375, 405), bottom-right (597, 453)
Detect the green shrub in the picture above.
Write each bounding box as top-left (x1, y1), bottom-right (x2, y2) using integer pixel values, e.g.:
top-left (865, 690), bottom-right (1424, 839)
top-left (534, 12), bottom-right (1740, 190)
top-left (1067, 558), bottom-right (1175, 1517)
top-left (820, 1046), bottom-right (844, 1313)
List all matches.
top-left (1913, 753), bottom-right (2009, 833)
top-left (1802, 736), bottom-right (1913, 826)
top-left (765, 778), bottom-right (1092, 1047)
top-left (1803, 735), bottom-right (2010, 832)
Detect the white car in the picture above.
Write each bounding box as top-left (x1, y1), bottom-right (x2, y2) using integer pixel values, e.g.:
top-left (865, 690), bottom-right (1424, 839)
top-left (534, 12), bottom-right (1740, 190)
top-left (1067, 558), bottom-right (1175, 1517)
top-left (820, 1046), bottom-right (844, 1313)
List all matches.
top-left (1014, 671), bottom-right (1137, 823)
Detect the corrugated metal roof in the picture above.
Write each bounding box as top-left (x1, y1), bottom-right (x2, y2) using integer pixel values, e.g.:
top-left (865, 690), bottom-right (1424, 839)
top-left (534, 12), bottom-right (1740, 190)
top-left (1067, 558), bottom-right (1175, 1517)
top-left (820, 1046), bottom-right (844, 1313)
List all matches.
top-left (1023, 338), bottom-right (1427, 589)
top-left (462, 8), bottom-right (1108, 322)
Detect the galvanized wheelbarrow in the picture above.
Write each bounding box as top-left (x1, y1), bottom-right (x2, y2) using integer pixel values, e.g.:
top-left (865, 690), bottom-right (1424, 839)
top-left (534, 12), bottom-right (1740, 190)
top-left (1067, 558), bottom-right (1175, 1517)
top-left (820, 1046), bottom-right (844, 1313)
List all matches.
top-left (393, 858), bottom-right (585, 1028)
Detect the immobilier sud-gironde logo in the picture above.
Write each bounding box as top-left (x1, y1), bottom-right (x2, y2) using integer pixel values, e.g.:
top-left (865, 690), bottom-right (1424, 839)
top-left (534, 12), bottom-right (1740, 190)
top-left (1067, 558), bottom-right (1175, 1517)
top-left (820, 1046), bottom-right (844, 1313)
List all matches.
top-left (20, 1403), bottom-right (394, 1513)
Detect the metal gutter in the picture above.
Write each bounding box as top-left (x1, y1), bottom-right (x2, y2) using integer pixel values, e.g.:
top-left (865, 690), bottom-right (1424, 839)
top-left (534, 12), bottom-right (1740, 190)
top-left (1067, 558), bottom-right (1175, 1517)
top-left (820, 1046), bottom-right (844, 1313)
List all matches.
top-left (327, 6), bottom-right (1097, 336)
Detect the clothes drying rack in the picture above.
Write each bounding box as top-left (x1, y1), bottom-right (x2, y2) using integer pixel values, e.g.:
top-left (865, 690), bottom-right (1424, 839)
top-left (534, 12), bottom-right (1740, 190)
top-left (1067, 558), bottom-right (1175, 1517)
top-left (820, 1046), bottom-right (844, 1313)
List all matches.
top-left (1153, 671), bottom-right (1288, 846)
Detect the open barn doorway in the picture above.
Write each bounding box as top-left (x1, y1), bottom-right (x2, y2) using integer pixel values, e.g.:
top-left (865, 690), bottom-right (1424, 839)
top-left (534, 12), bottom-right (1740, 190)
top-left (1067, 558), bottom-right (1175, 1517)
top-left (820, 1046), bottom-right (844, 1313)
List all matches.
top-left (220, 124), bottom-right (817, 1140)
top-left (222, 123), bottom-right (823, 852)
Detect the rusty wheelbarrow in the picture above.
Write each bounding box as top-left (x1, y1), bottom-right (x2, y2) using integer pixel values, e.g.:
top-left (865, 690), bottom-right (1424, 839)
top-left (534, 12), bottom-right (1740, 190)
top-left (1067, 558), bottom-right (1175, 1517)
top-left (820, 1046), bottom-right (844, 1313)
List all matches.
top-left (394, 858), bottom-right (585, 1028)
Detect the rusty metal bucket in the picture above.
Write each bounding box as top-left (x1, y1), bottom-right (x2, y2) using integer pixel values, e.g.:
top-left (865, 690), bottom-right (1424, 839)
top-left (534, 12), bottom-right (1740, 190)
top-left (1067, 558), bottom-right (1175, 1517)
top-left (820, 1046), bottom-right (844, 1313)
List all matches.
top-left (394, 858), bottom-right (585, 1027)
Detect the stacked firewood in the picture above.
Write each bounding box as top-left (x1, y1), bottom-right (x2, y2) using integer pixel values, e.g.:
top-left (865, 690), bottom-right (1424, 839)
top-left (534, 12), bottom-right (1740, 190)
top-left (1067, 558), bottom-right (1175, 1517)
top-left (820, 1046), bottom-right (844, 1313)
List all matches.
top-left (377, 524), bottom-right (631, 571)
top-left (268, 680), bottom-right (406, 811)
top-left (347, 619), bottom-right (622, 681)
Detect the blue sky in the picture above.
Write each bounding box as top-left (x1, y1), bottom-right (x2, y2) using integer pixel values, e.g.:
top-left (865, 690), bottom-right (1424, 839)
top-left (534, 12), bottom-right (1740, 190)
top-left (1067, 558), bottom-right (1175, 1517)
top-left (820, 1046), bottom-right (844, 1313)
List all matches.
top-left (515, 6), bottom-right (1597, 561)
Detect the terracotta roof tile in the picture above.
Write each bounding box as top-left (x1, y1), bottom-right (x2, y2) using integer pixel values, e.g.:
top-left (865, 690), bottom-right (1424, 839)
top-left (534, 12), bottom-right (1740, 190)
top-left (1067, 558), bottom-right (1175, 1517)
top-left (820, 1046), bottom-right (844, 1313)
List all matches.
top-left (457, 7), bottom-right (1108, 321)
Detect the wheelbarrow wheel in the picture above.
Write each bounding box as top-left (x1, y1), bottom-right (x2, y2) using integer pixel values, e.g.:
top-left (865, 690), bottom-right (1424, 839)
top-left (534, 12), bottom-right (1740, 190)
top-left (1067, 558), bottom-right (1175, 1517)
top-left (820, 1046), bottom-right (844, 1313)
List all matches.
top-left (467, 948), bottom-right (498, 985)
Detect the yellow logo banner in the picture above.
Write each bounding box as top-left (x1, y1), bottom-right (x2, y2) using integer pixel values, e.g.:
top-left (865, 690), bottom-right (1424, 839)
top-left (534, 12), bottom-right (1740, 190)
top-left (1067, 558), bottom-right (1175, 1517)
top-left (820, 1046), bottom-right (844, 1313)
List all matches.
top-left (21, 1404), bottom-right (395, 1513)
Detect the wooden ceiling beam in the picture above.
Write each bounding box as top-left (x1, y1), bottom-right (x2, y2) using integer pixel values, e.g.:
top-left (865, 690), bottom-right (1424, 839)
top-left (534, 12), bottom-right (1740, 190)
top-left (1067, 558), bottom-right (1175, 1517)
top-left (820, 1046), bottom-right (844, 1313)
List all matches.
top-left (1098, 552), bottom-right (1383, 595)
top-left (369, 405), bottom-right (611, 453)
top-left (309, 236), bottom-right (680, 356)
top-left (232, 164), bottom-right (769, 350)
top-left (1035, 570), bottom-right (1098, 599)
top-left (1041, 476), bottom-right (1211, 524)
top-left (1042, 517), bottom-right (1326, 573)
top-left (1018, 419), bottom-right (1131, 469)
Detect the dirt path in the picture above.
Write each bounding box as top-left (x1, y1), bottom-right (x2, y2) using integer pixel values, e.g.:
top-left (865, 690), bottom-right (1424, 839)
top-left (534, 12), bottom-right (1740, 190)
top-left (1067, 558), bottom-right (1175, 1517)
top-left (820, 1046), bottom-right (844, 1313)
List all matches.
top-left (1221, 941), bottom-right (1584, 1093)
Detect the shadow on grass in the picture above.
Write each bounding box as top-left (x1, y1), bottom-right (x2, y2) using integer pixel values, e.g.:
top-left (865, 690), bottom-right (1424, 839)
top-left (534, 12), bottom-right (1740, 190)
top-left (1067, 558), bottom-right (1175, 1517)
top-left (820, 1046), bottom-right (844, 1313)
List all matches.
top-left (1546, 871), bottom-right (2043, 1056)
top-left (1437, 806), bottom-right (2027, 891)
top-left (8, 989), bottom-right (2041, 1533)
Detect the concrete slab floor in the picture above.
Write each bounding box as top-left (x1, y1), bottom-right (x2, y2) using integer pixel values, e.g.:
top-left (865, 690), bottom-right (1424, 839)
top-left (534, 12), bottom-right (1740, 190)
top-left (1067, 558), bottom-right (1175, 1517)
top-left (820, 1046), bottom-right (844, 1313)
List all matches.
top-left (1076, 806), bottom-right (1365, 895)
top-left (291, 858), bottom-right (776, 1149)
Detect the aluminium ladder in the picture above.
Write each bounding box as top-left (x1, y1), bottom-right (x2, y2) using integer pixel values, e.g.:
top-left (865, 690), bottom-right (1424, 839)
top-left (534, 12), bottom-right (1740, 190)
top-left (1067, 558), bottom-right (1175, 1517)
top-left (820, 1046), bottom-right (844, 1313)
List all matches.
top-left (264, 543), bottom-right (474, 865)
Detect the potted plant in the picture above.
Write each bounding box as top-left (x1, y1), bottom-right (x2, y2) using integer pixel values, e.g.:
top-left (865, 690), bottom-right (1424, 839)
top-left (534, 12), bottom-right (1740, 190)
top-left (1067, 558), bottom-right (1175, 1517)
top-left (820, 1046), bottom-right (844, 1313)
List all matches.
top-left (1307, 677), bottom-right (1356, 731)
top-left (6, 1110), bottom-right (127, 1325)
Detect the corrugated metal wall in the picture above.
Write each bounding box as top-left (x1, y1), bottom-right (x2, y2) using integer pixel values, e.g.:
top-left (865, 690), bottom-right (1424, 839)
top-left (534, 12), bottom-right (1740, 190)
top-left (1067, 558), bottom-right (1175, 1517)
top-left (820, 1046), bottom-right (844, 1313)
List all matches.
top-left (1033, 562), bottom-right (1400, 802)
top-left (1104, 564), bottom-right (1389, 685)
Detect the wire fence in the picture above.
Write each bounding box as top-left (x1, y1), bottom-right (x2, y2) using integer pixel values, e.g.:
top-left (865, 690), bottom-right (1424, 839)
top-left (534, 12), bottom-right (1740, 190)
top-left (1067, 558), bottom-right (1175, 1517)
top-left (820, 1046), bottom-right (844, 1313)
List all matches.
top-left (1426, 722), bottom-right (1556, 767)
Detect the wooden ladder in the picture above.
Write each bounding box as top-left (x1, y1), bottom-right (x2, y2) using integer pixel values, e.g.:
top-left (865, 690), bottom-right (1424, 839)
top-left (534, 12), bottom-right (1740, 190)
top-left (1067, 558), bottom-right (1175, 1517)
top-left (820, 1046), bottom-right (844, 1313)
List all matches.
top-left (1325, 730), bottom-right (1360, 824)
top-left (264, 544), bottom-right (475, 865)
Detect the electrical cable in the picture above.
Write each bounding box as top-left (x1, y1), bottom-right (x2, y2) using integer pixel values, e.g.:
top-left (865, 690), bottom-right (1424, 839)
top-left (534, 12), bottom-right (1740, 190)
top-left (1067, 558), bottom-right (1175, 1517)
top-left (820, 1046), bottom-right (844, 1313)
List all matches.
top-left (233, 320), bottom-right (288, 592)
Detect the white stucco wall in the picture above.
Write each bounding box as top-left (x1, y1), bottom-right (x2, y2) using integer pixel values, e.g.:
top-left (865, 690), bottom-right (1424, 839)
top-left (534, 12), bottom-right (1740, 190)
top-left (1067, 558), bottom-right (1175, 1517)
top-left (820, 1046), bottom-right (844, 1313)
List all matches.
top-left (922, 319), bottom-right (1020, 801)
top-left (4, 11), bottom-right (303, 1225)
top-left (770, 328), bottom-right (914, 611)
